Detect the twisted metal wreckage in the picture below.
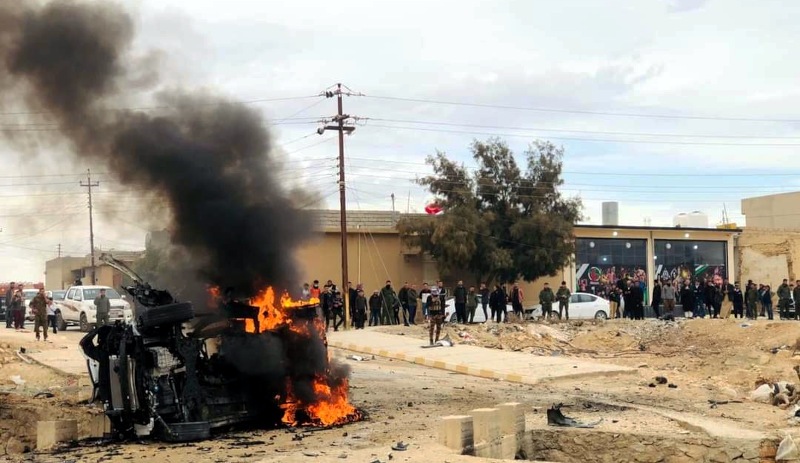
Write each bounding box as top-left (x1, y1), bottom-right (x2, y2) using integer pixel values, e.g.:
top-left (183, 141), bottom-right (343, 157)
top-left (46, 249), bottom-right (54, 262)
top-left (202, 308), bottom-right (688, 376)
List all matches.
top-left (80, 254), bottom-right (358, 442)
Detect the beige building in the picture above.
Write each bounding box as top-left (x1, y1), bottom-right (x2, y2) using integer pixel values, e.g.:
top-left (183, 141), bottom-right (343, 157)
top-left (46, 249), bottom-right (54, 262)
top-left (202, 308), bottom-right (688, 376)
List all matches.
top-left (737, 191), bottom-right (800, 285)
top-left (297, 210), bottom-right (740, 302)
top-left (741, 191), bottom-right (800, 230)
top-left (44, 250), bottom-right (144, 290)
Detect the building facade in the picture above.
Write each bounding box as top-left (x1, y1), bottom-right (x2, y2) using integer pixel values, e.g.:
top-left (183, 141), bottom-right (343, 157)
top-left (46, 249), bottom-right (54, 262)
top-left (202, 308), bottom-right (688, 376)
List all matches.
top-left (44, 250), bottom-right (144, 290)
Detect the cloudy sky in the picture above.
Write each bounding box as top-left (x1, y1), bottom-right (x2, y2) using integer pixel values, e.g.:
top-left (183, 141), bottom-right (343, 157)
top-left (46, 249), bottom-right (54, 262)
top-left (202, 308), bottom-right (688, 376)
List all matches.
top-left (2, 0), bottom-right (800, 281)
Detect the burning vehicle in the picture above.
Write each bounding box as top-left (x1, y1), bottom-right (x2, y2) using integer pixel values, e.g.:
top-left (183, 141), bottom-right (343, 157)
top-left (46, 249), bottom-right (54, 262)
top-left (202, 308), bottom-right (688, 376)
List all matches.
top-left (81, 255), bottom-right (360, 441)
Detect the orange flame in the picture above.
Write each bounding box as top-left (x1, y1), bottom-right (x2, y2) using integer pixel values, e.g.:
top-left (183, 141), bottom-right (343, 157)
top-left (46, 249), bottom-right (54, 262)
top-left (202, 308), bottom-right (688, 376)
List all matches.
top-left (208, 285), bottom-right (356, 427)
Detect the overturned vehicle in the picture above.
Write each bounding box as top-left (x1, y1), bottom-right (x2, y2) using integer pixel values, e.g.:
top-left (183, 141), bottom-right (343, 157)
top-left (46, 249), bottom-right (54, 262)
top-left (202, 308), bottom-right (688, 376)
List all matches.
top-left (80, 254), bottom-right (358, 441)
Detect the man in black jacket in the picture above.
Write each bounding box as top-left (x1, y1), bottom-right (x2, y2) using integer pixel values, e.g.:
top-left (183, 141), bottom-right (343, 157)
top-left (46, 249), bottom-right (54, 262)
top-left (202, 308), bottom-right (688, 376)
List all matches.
top-left (398, 282), bottom-right (410, 326)
top-left (651, 280), bottom-right (662, 318)
top-left (479, 283), bottom-right (490, 322)
top-left (489, 285), bottom-right (507, 323)
top-left (680, 283), bottom-right (695, 318)
top-left (453, 281), bottom-right (467, 324)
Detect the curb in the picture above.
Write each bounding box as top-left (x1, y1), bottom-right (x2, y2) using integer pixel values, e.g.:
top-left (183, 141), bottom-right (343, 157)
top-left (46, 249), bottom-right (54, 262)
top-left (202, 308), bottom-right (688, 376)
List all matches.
top-left (328, 340), bottom-right (529, 384)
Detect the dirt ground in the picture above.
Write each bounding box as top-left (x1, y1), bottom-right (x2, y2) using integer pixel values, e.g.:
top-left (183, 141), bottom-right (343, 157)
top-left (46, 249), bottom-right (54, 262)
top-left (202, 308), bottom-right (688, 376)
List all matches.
top-left (2, 318), bottom-right (800, 462)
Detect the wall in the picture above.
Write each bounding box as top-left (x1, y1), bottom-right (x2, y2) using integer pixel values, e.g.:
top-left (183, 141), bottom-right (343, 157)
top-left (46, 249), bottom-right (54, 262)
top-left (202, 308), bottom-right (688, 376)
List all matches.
top-left (44, 257), bottom-right (87, 290)
top-left (737, 228), bottom-right (800, 286)
top-left (742, 191), bottom-right (800, 229)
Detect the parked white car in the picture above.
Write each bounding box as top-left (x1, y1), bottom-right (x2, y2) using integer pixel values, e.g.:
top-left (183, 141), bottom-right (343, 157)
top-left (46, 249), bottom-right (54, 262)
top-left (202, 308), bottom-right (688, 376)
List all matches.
top-left (525, 292), bottom-right (611, 320)
top-left (444, 296), bottom-right (522, 323)
top-left (57, 285), bottom-right (133, 332)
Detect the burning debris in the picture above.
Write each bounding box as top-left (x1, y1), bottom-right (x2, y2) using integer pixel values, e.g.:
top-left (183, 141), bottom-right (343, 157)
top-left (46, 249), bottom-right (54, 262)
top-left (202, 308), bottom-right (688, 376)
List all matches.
top-left (0, 0), bottom-right (360, 441)
top-left (80, 255), bottom-right (360, 441)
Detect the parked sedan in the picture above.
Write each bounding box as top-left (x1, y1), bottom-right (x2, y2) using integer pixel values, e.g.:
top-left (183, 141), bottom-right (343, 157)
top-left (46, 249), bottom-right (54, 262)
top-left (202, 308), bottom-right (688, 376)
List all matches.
top-left (525, 292), bottom-right (611, 320)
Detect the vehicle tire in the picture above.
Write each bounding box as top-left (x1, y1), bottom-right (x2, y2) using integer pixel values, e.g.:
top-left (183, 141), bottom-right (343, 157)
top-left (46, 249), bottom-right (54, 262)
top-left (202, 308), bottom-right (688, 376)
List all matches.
top-left (79, 313), bottom-right (89, 332)
top-left (161, 421), bottom-right (211, 442)
top-left (594, 310), bottom-right (608, 320)
top-left (56, 311), bottom-right (67, 331)
top-left (138, 302), bottom-right (194, 330)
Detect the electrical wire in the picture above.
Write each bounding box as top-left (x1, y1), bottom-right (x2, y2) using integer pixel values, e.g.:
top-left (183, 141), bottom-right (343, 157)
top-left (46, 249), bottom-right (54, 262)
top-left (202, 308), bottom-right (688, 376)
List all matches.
top-left (363, 95), bottom-right (800, 123)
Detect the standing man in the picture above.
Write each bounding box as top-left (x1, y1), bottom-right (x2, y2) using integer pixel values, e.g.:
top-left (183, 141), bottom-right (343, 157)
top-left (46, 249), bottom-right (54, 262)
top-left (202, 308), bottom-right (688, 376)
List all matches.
top-left (732, 283), bottom-right (744, 319)
top-left (466, 286), bottom-right (479, 323)
top-left (353, 289), bottom-right (367, 329)
top-left (794, 280), bottom-right (800, 321)
top-left (380, 280), bottom-right (398, 325)
top-left (321, 285), bottom-right (333, 330)
top-left (331, 287), bottom-right (345, 331)
top-left (309, 280), bottom-right (321, 300)
top-left (651, 279), bottom-right (662, 318)
top-left (490, 284), bottom-right (506, 323)
top-left (609, 287), bottom-right (620, 319)
top-left (46, 296), bottom-right (57, 335)
top-left (427, 288), bottom-right (445, 345)
top-left (5, 282), bottom-right (15, 329)
top-left (745, 282), bottom-right (759, 319)
top-left (778, 279), bottom-right (792, 320)
top-left (436, 280), bottom-right (448, 311)
top-left (398, 282), bottom-right (411, 326)
top-left (632, 280), bottom-right (645, 320)
top-left (680, 283), bottom-right (695, 319)
top-left (556, 281), bottom-right (571, 320)
top-left (407, 284), bottom-right (419, 325)
top-left (539, 283), bottom-right (555, 320)
top-left (510, 283), bottom-right (525, 321)
top-left (453, 280), bottom-right (467, 324)
top-left (368, 290), bottom-right (382, 327)
top-left (419, 283), bottom-right (431, 320)
top-left (31, 288), bottom-right (47, 341)
top-left (94, 288), bottom-right (111, 327)
top-left (10, 290), bottom-right (24, 331)
top-left (301, 283), bottom-right (311, 300)
top-left (348, 282), bottom-right (358, 327)
top-left (479, 283), bottom-right (490, 322)
top-left (661, 281), bottom-right (676, 318)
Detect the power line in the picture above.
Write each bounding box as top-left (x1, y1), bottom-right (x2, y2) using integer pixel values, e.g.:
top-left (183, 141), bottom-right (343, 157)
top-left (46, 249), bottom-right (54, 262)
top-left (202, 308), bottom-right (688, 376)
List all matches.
top-left (345, 156), bottom-right (800, 177)
top-left (364, 95), bottom-right (800, 123)
top-left (364, 123), bottom-right (800, 147)
top-left (366, 117), bottom-right (800, 140)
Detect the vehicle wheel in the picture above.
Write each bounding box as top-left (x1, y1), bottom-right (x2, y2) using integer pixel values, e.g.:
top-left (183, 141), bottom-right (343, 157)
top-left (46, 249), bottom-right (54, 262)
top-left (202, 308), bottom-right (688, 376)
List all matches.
top-left (160, 421), bottom-right (211, 442)
top-left (56, 311), bottom-right (67, 331)
top-left (138, 302), bottom-right (194, 330)
top-left (79, 313), bottom-right (89, 332)
top-left (594, 310), bottom-right (608, 320)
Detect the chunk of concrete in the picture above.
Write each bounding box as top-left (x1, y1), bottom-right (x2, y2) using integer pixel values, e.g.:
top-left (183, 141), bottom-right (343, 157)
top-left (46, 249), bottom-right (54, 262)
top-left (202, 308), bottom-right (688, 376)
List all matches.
top-left (469, 407), bottom-right (500, 443)
top-left (438, 415), bottom-right (474, 452)
top-left (37, 420), bottom-right (77, 450)
top-left (497, 402), bottom-right (525, 435)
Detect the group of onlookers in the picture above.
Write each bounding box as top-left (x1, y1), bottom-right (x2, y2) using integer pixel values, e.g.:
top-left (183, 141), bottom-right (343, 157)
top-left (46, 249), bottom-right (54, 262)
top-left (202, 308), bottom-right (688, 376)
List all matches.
top-left (3, 282), bottom-right (57, 341)
top-left (649, 278), bottom-right (800, 320)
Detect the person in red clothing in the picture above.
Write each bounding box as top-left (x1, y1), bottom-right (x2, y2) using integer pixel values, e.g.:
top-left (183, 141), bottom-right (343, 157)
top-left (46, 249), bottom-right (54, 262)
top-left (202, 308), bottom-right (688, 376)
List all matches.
top-left (309, 280), bottom-right (321, 299)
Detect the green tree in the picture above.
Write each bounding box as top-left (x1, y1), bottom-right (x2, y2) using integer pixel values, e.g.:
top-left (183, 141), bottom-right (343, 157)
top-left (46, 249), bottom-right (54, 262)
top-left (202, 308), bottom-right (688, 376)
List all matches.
top-left (397, 138), bottom-right (582, 284)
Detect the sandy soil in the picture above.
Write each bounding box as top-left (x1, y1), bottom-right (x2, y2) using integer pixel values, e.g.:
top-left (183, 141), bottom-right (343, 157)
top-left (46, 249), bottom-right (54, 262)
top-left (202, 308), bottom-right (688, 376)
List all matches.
top-left (2, 317), bottom-right (799, 462)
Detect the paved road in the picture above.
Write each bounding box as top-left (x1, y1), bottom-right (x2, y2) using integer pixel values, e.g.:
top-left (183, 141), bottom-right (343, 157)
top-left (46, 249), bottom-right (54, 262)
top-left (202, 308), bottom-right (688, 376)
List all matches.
top-left (327, 329), bottom-right (635, 385)
top-left (1, 326), bottom-right (88, 376)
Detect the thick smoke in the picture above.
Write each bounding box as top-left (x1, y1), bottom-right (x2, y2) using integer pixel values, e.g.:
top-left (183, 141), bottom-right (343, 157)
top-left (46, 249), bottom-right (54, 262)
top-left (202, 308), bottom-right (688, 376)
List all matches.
top-left (0, 0), bottom-right (310, 298)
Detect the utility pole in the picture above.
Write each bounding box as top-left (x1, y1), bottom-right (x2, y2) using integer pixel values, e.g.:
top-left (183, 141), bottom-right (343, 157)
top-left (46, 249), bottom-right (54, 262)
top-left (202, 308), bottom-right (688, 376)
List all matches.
top-left (320, 83), bottom-right (360, 329)
top-left (57, 244), bottom-right (62, 289)
top-left (80, 169), bottom-right (99, 285)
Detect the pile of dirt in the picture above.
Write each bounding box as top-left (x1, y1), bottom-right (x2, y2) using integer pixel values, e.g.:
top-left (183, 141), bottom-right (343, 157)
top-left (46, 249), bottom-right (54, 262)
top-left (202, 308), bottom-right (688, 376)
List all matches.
top-left (0, 341), bottom-right (95, 457)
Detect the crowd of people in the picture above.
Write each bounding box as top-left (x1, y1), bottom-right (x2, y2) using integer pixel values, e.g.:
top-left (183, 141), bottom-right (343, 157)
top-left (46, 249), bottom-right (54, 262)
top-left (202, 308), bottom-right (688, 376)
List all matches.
top-left (595, 276), bottom-right (800, 320)
top-left (3, 282), bottom-right (58, 341)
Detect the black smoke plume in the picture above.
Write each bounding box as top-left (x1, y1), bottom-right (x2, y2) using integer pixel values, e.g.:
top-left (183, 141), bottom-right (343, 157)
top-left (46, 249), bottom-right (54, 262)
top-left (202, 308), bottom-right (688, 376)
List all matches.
top-left (0, 0), bottom-right (310, 299)
top-left (0, 1), bottom-right (349, 429)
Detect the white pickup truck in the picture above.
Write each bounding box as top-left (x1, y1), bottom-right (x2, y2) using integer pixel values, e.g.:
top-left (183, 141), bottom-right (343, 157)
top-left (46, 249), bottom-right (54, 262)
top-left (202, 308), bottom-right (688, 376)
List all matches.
top-left (56, 285), bottom-right (133, 332)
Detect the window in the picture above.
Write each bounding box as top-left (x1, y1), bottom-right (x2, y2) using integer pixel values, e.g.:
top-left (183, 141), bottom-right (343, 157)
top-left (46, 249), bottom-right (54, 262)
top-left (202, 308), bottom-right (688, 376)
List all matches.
top-left (575, 238), bottom-right (648, 296)
top-left (654, 240), bottom-right (727, 286)
top-left (74, 290), bottom-right (83, 301)
top-left (66, 288), bottom-right (75, 300)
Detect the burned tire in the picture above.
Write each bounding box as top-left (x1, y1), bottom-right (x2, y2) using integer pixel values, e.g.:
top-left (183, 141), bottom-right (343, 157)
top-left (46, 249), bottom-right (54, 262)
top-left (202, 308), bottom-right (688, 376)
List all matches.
top-left (161, 421), bottom-right (211, 442)
top-left (137, 302), bottom-right (194, 330)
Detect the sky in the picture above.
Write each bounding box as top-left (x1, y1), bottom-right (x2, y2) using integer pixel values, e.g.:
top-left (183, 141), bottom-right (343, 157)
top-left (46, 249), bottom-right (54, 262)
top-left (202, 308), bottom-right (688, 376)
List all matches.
top-left (2, 0), bottom-right (800, 281)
